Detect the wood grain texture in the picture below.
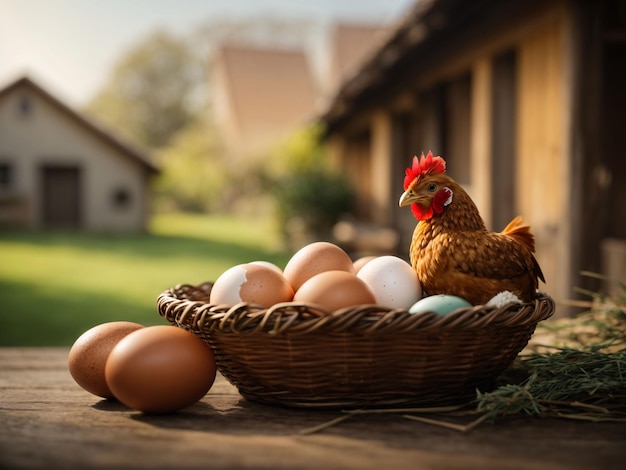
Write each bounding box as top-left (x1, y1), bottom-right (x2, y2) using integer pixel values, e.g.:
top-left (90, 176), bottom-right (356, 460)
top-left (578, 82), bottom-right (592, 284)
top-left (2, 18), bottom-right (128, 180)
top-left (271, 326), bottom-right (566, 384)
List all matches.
top-left (1, 348), bottom-right (625, 469)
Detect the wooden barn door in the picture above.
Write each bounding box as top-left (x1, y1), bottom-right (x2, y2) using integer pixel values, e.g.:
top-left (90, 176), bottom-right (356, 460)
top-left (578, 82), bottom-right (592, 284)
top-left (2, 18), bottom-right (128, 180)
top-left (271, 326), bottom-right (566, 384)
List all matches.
top-left (41, 166), bottom-right (81, 229)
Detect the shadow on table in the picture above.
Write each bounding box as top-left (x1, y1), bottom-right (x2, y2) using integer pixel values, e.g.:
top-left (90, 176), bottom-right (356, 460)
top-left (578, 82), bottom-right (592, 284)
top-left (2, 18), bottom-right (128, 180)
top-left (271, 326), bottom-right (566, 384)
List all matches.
top-left (91, 394), bottom-right (426, 442)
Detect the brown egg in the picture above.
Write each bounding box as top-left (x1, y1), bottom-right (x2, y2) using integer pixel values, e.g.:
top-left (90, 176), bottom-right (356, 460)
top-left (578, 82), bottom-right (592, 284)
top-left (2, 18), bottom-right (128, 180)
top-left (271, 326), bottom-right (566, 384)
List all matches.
top-left (283, 242), bottom-right (354, 291)
top-left (353, 255), bottom-right (377, 273)
top-left (293, 270), bottom-right (376, 312)
top-left (68, 321), bottom-right (144, 398)
top-left (248, 260), bottom-right (283, 273)
top-left (210, 263), bottom-right (294, 307)
top-left (105, 325), bottom-right (217, 413)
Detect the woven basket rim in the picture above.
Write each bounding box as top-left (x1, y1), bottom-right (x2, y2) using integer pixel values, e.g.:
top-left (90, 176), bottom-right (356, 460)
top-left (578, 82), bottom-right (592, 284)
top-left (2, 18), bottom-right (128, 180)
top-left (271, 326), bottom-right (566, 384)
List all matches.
top-left (158, 282), bottom-right (555, 336)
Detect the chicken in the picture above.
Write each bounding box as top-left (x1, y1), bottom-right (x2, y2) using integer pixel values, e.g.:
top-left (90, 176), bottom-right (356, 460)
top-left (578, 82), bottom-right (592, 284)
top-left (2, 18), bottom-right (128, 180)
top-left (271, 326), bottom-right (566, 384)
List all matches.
top-left (398, 151), bottom-right (545, 305)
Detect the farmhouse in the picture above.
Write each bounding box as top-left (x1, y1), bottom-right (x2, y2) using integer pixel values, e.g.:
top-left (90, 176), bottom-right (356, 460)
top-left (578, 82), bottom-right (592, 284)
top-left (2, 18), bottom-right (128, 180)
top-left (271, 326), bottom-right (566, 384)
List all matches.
top-left (0, 76), bottom-right (158, 232)
top-left (321, 0), bottom-right (626, 306)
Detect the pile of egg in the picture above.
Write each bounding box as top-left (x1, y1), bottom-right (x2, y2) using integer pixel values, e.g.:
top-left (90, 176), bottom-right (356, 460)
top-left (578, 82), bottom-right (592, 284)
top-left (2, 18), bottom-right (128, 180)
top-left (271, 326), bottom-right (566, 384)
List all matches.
top-left (210, 241), bottom-right (472, 315)
top-left (68, 323), bottom-right (218, 413)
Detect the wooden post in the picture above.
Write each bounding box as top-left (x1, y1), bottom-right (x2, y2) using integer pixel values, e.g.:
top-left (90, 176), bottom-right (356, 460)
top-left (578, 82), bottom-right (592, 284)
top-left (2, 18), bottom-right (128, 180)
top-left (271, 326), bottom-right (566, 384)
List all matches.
top-left (370, 111), bottom-right (393, 225)
top-left (470, 58), bottom-right (493, 229)
top-left (516, 12), bottom-right (568, 310)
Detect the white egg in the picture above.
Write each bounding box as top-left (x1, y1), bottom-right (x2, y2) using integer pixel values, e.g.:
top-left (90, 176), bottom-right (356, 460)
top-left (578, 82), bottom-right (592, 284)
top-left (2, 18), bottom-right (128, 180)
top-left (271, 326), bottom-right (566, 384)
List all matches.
top-left (209, 263), bottom-right (294, 307)
top-left (210, 264), bottom-right (248, 305)
top-left (356, 256), bottom-right (422, 309)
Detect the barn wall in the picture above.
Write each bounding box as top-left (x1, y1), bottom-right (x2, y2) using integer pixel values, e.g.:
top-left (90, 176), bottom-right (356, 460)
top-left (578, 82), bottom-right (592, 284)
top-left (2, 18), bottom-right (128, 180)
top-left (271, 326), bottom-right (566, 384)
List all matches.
top-left (324, 2), bottom-right (579, 307)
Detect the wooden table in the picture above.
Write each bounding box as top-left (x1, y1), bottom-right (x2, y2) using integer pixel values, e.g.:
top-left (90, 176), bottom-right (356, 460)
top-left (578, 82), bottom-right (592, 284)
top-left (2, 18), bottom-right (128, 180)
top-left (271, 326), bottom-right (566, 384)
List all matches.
top-left (1, 348), bottom-right (625, 469)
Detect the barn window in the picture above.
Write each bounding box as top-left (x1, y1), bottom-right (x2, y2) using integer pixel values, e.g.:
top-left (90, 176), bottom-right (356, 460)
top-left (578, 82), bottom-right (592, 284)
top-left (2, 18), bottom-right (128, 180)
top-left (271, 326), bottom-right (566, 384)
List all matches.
top-left (18, 95), bottom-right (33, 117)
top-left (112, 187), bottom-right (132, 209)
top-left (0, 162), bottom-right (13, 189)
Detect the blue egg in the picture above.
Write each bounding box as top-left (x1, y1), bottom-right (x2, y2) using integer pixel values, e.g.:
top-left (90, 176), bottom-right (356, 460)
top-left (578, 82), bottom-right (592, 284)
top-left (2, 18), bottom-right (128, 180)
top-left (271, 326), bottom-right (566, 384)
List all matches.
top-left (408, 294), bottom-right (472, 316)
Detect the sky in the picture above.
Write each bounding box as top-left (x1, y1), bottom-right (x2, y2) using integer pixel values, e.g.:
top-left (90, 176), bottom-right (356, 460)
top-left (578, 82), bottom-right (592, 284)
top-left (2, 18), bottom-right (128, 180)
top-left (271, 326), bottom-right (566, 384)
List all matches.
top-left (0, 0), bottom-right (414, 108)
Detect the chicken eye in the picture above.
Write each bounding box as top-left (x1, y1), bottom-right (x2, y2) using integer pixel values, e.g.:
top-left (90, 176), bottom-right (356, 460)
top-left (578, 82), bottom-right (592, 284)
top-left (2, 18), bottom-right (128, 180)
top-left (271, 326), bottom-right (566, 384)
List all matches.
top-left (427, 183), bottom-right (438, 192)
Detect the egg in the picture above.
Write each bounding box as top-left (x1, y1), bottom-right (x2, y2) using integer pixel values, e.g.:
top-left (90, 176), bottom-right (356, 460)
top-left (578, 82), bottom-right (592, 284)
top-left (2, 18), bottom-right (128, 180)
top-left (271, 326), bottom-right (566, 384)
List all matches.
top-left (357, 255), bottom-right (422, 309)
top-left (68, 321), bottom-right (144, 398)
top-left (210, 263), bottom-right (294, 307)
top-left (408, 294), bottom-right (472, 315)
top-left (293, 270), bottom-right (376, 312)
top-left (105, 325), bottom-right (217, 413)
top-left (283, 242), bottom-right (355, 291)
top-left (353, 255), bottom-right (377, 273)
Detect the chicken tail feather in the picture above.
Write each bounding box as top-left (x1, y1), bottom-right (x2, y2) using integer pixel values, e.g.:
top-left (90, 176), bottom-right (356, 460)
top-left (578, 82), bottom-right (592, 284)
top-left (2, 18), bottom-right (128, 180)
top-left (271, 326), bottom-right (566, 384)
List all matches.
top-left (502, 216), bottom-right (535, 252)
top-left (502, 216), bottom-right (546, 284)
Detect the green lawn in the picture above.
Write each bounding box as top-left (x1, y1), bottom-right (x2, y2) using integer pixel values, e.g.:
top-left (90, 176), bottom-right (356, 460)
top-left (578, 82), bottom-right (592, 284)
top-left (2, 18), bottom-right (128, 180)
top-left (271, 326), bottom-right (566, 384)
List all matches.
top-left (0, 213), bottom-right (291, 346)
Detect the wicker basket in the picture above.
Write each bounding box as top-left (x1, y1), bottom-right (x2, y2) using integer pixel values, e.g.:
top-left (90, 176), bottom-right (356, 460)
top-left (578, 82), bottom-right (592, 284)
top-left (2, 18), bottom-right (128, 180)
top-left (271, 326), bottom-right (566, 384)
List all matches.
top-left (157, 283), bottom-right (555, 409)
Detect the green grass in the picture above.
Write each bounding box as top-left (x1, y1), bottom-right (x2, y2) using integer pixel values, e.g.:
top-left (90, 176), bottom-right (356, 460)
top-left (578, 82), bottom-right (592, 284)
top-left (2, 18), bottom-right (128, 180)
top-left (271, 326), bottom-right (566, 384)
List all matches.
top-left (0, 212), bottom-right (291, 346)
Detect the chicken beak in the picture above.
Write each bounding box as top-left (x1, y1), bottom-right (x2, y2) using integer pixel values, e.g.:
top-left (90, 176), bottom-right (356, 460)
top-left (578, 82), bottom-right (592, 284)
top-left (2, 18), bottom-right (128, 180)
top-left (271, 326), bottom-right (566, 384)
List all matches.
top-left (399, 189), bottom-right (417, 207)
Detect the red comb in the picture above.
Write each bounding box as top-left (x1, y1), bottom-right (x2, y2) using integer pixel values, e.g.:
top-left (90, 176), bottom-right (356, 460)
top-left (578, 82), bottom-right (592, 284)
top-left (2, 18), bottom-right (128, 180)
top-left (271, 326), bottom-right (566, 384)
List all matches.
top-left (403, 151), bottom-right (447, 189)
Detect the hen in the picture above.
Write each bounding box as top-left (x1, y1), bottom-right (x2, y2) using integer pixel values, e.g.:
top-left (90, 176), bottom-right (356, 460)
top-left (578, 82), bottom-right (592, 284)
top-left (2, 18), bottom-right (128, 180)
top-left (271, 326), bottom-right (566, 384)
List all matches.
top-left (398, 151), bottom-right (544, 305)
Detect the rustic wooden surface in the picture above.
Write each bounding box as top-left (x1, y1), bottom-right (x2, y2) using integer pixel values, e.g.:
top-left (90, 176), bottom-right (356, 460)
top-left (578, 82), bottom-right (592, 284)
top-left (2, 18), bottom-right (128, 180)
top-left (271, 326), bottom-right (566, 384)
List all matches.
top-left (1, 347), bottom-right (625, 469)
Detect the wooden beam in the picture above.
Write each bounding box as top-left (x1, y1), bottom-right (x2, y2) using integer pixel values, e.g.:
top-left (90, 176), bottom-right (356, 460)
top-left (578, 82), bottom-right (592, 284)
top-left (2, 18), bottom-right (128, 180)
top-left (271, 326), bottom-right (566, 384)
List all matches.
top-left (470, 59), bottom-right (493, 229)
top-left (370, 111), bottom-right (394, 225)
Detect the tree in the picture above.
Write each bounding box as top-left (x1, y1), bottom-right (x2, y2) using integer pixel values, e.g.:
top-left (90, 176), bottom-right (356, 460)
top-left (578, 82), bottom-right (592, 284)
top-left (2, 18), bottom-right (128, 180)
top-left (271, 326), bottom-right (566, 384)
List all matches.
top-left (270, 125), bottom-right (355, 243)
top-left (86, 30), bottom-right (203, 150)
top-left (153, 115), bottom-right (228, 212)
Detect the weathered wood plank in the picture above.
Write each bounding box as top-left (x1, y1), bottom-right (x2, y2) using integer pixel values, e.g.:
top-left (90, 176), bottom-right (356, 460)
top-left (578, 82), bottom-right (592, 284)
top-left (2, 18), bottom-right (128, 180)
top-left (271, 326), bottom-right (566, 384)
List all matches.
top-left (1, 348), bottom-right (625, 469)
